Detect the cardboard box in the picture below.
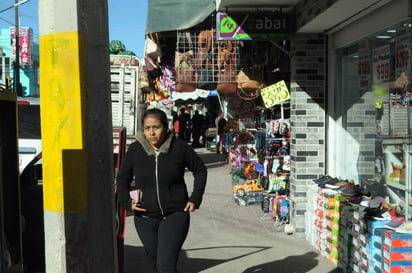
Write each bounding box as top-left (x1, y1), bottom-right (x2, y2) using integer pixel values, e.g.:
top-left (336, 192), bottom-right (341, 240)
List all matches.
top-left (384, 231), bottom-right (412, 248)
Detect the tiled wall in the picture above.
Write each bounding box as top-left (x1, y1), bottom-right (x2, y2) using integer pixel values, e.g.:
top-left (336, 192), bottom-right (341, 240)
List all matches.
top-left (289, 33), bottom-right (326, 237)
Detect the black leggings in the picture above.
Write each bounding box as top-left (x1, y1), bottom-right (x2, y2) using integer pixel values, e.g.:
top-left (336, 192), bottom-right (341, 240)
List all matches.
top-left (134, 211), bottom-right (190, 273)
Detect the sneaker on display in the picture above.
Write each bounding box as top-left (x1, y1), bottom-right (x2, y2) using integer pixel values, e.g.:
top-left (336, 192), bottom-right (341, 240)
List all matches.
top-left (361, 196), bottom-right (386, 208)
top-left (384, 220), bottom-right (404, 230)
top-left (395, 221), bottom-right (412, 234)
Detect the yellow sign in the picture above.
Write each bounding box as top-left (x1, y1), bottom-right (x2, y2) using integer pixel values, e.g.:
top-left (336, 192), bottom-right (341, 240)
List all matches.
top-left (260, 80), bottom-right (290, 108)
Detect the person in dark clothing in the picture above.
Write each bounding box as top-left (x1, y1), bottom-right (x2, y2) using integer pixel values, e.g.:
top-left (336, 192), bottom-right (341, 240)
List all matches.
top-left (216, 113), bottom-right (227, 154)
top-left (191, 110), bottom-right (205, 147)
top-left (177, 108), bottom-right (191, 141)
top-left (117, 108), bottom-right (207, 273)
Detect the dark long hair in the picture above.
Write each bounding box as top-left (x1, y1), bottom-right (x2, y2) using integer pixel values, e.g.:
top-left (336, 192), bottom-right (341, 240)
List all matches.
top-left (142, 108), bottom-right (168, 129)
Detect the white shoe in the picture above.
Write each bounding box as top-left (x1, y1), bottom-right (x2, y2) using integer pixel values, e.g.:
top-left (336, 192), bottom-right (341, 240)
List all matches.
top-left (395, 221), bottom-right (412, 234)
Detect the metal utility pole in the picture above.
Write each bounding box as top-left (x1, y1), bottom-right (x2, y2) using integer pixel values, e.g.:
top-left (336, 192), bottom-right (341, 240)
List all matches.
top-left (14, 0), bottom-right (20, 95)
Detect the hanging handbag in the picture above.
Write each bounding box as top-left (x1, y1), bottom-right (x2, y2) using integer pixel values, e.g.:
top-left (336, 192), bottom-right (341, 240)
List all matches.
top-left (237, 69), bottom-right (261, 101)
top-left (217, 41), bottom-right (237, 96)
top-left (175, 53), bottom-right (197, 92)
top-left (195, 29), bottom-right (215, 69)
top-left (144, 32), bottom-right (161, 72)
top-left (237, 70), bottom-right (263, 91)
top-left (217, 70), bottom-right (237, 96)
top-left (196, 29), bottom-right (216, 90)
top-left (237, 86), bottom-right (260, 101)
top-left (138, 65), bottom-right (154, 93)
top-left (175, 31), bottom-right (197, 92)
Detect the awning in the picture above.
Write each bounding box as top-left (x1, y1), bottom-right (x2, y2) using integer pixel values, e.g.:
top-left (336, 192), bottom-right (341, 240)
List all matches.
top-left (146, 0), bottom-right (216, 33)
top-left (170, 89), bottom-right (211, 101)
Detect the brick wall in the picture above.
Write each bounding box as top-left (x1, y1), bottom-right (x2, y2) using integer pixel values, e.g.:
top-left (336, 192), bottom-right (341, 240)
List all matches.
top-left (289, 33), bottom-right (326, 237)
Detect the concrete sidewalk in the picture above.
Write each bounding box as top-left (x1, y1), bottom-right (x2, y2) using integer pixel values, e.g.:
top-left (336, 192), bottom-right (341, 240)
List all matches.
top-left (122, 148), bottom-right (342, 273)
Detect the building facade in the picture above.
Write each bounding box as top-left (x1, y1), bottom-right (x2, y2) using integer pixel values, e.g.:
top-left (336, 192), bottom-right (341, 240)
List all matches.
top-left (0, 27), bottom-right (39, 96)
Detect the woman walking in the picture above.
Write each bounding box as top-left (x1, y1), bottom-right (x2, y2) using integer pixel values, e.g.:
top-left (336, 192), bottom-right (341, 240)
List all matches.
top-left (117, 108), bottom-right (207, 273)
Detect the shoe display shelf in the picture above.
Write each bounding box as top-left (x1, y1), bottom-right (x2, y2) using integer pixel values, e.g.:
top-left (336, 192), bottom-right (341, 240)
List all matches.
top-left (306, 179), bottom-right (412, 273)
top-left (260, 193), bottom-right (290, 231)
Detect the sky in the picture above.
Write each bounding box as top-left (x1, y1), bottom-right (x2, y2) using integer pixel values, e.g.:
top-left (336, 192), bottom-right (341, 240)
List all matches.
top-left (0, 0), bottom-right (148, 57)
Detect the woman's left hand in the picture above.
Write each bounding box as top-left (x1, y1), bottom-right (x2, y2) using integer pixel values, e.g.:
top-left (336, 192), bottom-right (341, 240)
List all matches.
top-left (184, 202), bottom-right (195, 212)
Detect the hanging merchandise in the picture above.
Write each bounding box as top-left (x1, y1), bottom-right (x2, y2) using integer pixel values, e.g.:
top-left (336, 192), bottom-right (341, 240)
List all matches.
top-left (138, 65), bottom-right (153, 93)
top-left (144, 32), bottom-right (161, 72)
top-left (236, 69), bottom-right (263, 101)
top-left (196, 28), bottom-right (217, 90)
top-left (217, 40), bottom-right (238, 96)
top-left (159, 65), bottom-right (176, 93)
top-left (237, 70), bottom-right (263, 91)
top-left (175, 31), bottom-right (197, 92)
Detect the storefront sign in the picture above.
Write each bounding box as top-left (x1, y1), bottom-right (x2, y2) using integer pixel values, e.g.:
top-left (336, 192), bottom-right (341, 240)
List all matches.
top-left (10, 27), bottom-right (32, 65)
top-left (373, 45), bottom-right (391, 84)
top-left (358, 41), bottom-right (371, 91)
top-left (260, 80), bottom-right (290, 108)
top-left (217, 12), bottom-right (293, 40)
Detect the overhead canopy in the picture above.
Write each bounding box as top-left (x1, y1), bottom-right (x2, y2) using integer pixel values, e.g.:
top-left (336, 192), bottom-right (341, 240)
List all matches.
top-left (146, 0), bottom-right (216, 33)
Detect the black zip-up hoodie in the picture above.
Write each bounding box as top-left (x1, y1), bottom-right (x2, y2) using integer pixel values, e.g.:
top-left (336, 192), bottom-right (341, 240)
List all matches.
top-left (117, 131), bottom-right (207, 218)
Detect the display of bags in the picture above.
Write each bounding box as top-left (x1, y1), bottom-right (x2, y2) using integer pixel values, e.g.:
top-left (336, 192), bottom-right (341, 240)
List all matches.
top-left (144, 32), bottom-right (161, 72)
top-left (217, 41), bottom-right (237, 71)
top-left (175, 31), bottom-right (197, 92)
top-left (175, 52), bottom-right (197, 92)
top-left (138, 65), bottom-right (153, 93)
top-left (217, 41), bottom-right (238, 95)
top-left (196, 29), bottom-right (216, 90)
top-left (195, 29), bottom-right (215, 69)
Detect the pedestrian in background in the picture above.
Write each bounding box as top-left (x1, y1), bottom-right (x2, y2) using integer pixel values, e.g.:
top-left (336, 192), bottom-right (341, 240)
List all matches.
top-left (191, 110), bottom-right (204, 147)
top-left (117, 108), bottom-right (207, 273)
top-left (215, 112), bottom-right (227, 155)
top-left (178, 108), bottom-right (191, 141)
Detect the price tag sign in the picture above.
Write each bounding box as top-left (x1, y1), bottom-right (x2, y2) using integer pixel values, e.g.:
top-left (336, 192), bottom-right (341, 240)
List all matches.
top-left (260, 80), bottom-right (290, 108)
top-left (373, 45), bottom-right (390, 84)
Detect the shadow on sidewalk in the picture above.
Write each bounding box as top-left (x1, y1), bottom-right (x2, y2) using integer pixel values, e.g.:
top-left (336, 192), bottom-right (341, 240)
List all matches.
top-left (242, 251), bottom-right (343, 273)
top-left (123, 245), bottom-right (271, 273)
top-left (194, 149), bottom-right (228, 170)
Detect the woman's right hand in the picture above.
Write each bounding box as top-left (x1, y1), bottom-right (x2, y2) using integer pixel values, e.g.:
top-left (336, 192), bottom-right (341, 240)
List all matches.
top-left (131, 200), bottom-right (147, 212)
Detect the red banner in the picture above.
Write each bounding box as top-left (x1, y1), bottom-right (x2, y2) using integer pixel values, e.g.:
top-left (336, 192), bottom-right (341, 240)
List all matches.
top-left (10, 27), bottom-right (32, 65)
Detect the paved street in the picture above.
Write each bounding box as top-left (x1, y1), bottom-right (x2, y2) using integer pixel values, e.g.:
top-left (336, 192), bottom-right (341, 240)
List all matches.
top-left (122, 147), bottom-right (342, 273)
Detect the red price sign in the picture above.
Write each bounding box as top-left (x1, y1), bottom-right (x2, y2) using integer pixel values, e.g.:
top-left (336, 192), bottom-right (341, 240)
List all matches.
top-left (395, 50), bottom-right (410, 69)
top-left (376, 62), bottom-right (390, 81)
top-left (358, 60), bottom-right (371, 76)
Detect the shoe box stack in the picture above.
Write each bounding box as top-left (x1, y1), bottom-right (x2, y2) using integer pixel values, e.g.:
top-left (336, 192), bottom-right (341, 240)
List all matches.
top-left (337, 205), bottom-right (355, 272)
top-left (305, 183), bottom-right (342, 265)
top-left (305, 183), bottom-right (319, 248)
top-left (323, 190), bottom-right (341, 266)
top-left (349, 206), bottom-right (369, 273)
top-left (366, 221), bottom-right (388, 272)
top-left (308, 176), bottom-right (412, 272)
top-left (381, 230), bottom-right (412, 272)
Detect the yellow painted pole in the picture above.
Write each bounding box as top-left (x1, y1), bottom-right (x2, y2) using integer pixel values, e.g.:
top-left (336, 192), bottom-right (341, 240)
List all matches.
top-left (39, 1), bottom-right (117, 272)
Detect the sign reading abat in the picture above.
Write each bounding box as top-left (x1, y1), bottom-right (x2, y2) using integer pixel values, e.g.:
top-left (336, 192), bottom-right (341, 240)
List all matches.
top-left (217, 12), bottom-right (294, 40)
